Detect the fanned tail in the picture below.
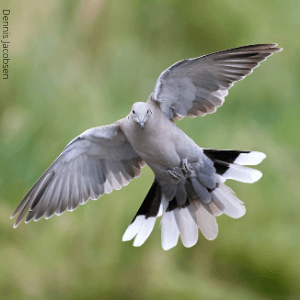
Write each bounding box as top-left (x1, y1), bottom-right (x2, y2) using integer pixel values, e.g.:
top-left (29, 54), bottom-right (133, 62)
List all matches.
top-left (122, 150), bottom-right (266, 250)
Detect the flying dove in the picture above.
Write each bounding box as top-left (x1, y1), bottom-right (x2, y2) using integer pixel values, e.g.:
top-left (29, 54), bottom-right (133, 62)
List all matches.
top-left (11, 44), bottom-right (281, 250)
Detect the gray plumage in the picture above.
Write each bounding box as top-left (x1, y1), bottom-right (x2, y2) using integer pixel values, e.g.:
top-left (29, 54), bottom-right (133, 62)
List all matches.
top-left (12, 44), bottom-right (281, 250)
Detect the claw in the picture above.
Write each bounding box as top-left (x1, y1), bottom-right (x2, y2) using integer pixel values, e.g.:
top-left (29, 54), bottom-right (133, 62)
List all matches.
top-left (182, 158), bottom-right (194, 176)
top-left (166, 159), bottom-right (196, 182)
top-left (166, 169), bottom-right (183, 183)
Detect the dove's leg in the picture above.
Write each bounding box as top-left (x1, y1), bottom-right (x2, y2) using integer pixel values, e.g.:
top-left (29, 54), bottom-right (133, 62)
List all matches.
top-left (182, 158), bottom-right (194, 176)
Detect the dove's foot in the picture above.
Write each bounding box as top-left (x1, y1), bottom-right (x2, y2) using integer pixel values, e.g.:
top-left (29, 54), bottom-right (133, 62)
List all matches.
top-left (182, 158), bottom-right (195, 177)
top-left (166, 158), bottom-right (196, 183)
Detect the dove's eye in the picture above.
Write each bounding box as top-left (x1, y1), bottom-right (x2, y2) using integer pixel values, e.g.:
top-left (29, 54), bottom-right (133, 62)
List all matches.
top-left (132, 110), bottom-right (135, 114)
top-left (147, 109), bottom-right (152, 114)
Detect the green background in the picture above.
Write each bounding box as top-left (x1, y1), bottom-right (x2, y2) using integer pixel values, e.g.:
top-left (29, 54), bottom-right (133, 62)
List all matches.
top-left (1, 1), bottom-right (299, 299)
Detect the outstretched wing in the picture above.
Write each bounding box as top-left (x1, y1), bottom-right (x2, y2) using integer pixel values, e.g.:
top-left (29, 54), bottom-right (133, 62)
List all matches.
top-left (150, 44), bottom-right (282, 120)
top-left (11, 122), bottom-right (145, 227)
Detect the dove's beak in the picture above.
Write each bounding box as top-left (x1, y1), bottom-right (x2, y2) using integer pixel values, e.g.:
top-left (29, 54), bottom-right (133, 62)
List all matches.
top-left (139, 121), bottom-right (145, 130)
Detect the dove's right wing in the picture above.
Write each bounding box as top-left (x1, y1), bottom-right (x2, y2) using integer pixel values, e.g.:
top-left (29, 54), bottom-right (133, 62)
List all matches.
top-left (11, 121), bottom-right (145, 227)
top-left (149, 44), bottom-right (281, 120)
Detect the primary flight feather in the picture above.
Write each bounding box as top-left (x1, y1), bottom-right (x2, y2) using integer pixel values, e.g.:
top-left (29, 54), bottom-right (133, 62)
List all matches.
top-left (12, 44), bottom-right (282, 250)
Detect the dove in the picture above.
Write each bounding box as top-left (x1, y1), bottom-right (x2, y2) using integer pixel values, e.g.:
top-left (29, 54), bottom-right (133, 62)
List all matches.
top-left (11, 44), bottom-right (281, 250)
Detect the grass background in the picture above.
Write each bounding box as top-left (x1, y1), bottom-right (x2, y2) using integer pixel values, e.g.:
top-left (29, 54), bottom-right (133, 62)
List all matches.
top-left (1, 0), bottom-right (299, 299)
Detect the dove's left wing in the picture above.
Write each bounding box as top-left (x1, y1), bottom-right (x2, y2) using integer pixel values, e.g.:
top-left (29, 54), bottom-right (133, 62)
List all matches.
top-left (11, 121), bottom-right (145, 227)
top-left (149, 44), bottom-right (282, 120)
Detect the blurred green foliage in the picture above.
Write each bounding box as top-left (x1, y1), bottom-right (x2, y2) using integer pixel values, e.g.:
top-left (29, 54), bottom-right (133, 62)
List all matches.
top-left (0, 0), bottom-right (299, 299)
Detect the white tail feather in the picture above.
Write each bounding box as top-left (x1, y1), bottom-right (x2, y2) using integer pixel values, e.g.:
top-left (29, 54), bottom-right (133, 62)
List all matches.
top-left (161, 211), bottom-right (180, 251)
top-left (122, 215), bottom-right (145, 241)
top-left (173, 208), bottom-right (198, 248)
top-left (211, 184), bottom-right (245, 219)
top-left (133, 217), bottom-right (156, 247)
top-left (234, 151), bottom-right (266, 165)
top-left (222, 164), bottom-right (262, 183)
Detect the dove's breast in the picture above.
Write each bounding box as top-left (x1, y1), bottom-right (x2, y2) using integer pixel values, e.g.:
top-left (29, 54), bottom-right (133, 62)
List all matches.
top-left (121, 109), bottom-right (200, 169)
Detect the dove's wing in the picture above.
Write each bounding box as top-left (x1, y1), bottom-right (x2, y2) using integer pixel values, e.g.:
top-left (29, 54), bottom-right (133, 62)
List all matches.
top-left (11, 121), bottom-right (145, 227)
top-left (149, 44), bottom-right (282, 120)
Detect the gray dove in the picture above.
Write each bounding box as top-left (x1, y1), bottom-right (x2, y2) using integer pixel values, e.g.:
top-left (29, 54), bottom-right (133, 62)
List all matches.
top-left (11, 44), bottom-right (281, 250)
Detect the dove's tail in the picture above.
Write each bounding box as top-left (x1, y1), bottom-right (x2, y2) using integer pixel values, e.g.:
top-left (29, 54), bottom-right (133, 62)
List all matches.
top-left (203, 149), bottom-right (266, 183)
top-left (122, 150), bottom-right (266, 251)
top-left (122, 178), bottom-right (163, 247)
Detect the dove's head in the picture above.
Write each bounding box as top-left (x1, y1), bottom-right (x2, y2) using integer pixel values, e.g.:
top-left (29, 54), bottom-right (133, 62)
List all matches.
top-left (130, 102), bottom-right (152, 130)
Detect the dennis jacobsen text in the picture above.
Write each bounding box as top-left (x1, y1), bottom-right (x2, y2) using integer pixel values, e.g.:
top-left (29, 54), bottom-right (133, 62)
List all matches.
top-left (2, 10), bottom-right (10, 79)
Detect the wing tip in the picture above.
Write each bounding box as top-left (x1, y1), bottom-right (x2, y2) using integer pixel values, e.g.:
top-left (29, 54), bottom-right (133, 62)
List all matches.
top-left (10, 204), bottom-right (24, 219)
top-left (268, 43), bottom-right (283, 52)
top-left (13, 221), bottom-right (20, 228)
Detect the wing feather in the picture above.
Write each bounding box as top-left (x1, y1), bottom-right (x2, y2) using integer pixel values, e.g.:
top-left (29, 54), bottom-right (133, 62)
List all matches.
top-left (150, 44), bottom-right (282, 120)
top-left (11, 122), bottom-right (145, 227)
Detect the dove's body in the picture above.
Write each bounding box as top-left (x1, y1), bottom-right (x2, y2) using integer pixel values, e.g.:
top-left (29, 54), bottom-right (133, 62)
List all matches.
top-left (120, 100), bottom-right (199, 172)
top-left (11, 44), bottom-right (281, 250)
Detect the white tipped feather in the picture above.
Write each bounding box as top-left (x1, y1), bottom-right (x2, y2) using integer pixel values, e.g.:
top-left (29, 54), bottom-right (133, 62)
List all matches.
top-left (194, 205), bottom-right (218, 240)
top-left (133, 217), bottom-right (156, 247)
top-left (202, 200), bottom-right (224, 217)
top-left (234, 151), bottom-right (266, 165)
top-left (123, 193), bottom-right (164, 247)
top-left (188, 199), bottom-right (218, 240)
top-left (211, 184), bottom-right (245, 219)
top-left (222, 164), bottom-right (262, 183)
top-left (122, 215), bottom-right (145, 241)
top-left (215, 174), bottom-right (226, 183)
top-left (161, 211), bottom-right (179, 251)
top-left (173, 208), bottom-right (198, 248)
top-left (157, 204), bottom-right (163, 217)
